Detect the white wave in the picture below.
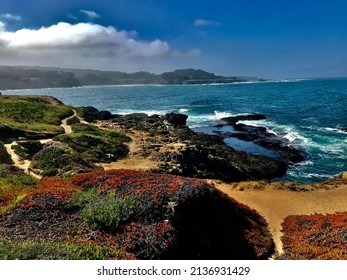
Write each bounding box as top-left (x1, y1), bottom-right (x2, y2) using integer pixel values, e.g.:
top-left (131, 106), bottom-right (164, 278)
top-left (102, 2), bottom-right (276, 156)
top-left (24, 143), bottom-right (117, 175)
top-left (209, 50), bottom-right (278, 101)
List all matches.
top-left (178, 108), bottom-right (189, 113)
top-left (214, 110), bottom-right (233, 119)
top-left (287, 171), bottom-right (335, 179)
top-left (269, 78), bottom-right (309, 83)
top-left (114, 109), bottom-right (169, 116)
top-left (303, 126), bottom-right (347, 134)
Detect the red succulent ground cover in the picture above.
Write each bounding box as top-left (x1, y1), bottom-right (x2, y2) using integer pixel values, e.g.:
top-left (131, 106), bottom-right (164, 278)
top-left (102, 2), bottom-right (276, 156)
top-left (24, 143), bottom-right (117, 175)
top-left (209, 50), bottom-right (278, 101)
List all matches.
top-left (281, 213), bottom-right (347, 259)
top-left (0, 169), bottom-right (274, 259)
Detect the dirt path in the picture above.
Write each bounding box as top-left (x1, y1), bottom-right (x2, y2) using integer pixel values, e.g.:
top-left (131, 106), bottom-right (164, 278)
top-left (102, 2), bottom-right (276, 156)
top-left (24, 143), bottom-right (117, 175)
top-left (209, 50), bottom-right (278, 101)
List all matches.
top-left (4, 142), bottom-right (41, 179)
top-left (60, 109), bottom-right (78, 134)
top-left (214, 180), bottom-right (347, 255)
top-left (97, 130), bottom-right (162, 171)
top-left (4, 110), bottom-right (84, 178)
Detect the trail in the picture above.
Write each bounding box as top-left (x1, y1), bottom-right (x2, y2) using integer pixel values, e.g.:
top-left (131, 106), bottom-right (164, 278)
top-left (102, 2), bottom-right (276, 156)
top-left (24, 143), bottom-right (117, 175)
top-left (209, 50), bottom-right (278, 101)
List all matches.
top-left (4, 109), bottom-right (84, 178)
top-left (60, 109), bottom-right (85, 134)
top-left (97, 130), bottom-right (161, 171)
top-left (214, 180), bottom-right (347, 255)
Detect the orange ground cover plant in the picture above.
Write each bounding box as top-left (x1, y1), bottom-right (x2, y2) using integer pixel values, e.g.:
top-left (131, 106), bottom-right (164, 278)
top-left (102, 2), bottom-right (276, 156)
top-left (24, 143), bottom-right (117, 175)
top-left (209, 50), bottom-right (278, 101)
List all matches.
top-left (282, 213), bottom-right (347, 259)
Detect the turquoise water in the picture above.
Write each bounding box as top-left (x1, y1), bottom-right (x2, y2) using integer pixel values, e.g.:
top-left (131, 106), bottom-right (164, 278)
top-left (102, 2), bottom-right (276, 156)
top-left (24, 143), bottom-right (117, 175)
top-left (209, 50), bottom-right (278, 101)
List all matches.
top-left (5, 78), bottom-right (347, 183)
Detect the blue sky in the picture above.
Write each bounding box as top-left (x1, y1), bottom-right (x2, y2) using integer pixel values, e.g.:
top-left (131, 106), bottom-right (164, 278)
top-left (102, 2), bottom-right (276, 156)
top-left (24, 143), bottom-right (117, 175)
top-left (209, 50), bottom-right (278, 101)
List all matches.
top-left (0, 0), bottom-right (346, 78)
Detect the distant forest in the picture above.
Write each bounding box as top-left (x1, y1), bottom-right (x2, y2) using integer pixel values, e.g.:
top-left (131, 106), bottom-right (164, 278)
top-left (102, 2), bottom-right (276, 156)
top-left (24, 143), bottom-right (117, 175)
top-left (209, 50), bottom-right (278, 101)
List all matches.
top-left (0, 66), bottom-right (265, 90)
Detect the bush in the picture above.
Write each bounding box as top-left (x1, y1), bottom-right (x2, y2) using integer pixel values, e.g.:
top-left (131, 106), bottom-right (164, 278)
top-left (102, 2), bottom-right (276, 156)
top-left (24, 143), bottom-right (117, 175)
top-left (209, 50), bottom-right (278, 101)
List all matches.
top-left (70, 189), bottom-right (135, 231)
top-left (54, 132), bottom-right (129, 163)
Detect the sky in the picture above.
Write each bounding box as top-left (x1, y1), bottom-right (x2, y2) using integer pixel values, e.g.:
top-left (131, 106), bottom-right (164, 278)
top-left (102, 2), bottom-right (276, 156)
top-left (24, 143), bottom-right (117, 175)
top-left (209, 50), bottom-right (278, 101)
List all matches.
top-left (0, 0), bottom-right (346, 78)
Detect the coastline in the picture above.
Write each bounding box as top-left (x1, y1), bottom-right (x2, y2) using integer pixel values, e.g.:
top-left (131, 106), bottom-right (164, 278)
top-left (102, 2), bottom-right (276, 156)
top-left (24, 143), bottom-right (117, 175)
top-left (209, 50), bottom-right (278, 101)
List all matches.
top-left (1, 94), bottom-right (347, 260)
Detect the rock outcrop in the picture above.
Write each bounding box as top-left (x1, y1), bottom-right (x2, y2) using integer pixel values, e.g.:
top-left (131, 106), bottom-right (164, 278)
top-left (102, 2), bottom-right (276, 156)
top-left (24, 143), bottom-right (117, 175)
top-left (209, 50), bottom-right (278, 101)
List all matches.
top-left (107, 113), bottom-right (288, 182)
top-left (0, 142), bottom-right (12, 164)
top-left (219, 114), bottom-right (306, 164)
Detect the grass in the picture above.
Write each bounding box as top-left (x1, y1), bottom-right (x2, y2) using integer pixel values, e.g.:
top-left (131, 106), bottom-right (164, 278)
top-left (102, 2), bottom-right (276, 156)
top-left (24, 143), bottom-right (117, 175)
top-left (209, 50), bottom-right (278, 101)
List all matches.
top-left (70, 188), bottom-right (135, 232)
top-left (0, 238), bottom-right (126, 260)
top-left (0, 95), bottom-right (72, 133)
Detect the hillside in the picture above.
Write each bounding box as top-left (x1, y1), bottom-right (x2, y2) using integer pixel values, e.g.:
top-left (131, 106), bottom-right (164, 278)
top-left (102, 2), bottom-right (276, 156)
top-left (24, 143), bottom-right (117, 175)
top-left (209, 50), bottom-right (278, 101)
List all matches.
top-left (0, 66), bottom-right (264, 90)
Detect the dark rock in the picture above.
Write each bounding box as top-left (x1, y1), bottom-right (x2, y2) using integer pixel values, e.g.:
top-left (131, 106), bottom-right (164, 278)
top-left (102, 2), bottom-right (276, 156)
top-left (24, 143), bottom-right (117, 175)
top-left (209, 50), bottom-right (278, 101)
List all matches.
top-left (222, 114), bottom-right (267, 125)
top-left (98, 110), bottom-right (113, 120)
top-left (79, 106), bottom-right (100, 122)
top-left (112, 113), bottom-right (288, 181)
top-left (0, 142), bottom-right (12, 164)
top-left (0, 124), bottom-right (60, 143)
top-left (156, 133), bottom-right (287, 182)
top-left (79, 106), bottom-right (115, 122)
top-left (230, 123), bottom-right (306, 164)
top-left (341, 128), bottom-right (347, 133)
top-left (163, 112), bottom-right (188, 127)
top-left (11, 140), bottom-right (43, 160)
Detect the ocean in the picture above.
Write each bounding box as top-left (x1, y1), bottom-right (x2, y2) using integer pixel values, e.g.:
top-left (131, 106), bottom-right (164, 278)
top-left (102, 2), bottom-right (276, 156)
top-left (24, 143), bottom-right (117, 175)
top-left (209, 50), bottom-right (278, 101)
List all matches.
top-left (4, 78), bottom-right (347, 183)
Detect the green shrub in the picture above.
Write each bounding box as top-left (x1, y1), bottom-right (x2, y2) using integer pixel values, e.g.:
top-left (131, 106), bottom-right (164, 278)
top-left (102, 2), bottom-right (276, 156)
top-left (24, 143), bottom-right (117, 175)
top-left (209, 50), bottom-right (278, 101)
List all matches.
top-left (70, 189), bottom-right (135, 231)
top-left (107, 131), bottom-right (122, 138)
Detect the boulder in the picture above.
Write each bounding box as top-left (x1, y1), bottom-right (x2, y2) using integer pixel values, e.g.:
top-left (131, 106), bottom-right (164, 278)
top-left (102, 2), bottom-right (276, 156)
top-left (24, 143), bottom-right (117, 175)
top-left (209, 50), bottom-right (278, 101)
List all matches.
top-left (163, 112), bottom-right (188, 127)
top-left (98, 110), bottom-right (113, 120)
top-left (0, 142), bottom-right (12, 164)
top-left (79, 106), bottom-right (114, 122)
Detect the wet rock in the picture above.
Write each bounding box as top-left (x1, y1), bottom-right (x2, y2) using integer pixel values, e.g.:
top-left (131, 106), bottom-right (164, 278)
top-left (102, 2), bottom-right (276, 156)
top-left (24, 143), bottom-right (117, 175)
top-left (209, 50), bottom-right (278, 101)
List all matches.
top-left (222, 114), bottom-right (267, 125)
top-left (163, 112), bottom-right (188, 127)
top-left (229, 123), bottom-right (306, 164)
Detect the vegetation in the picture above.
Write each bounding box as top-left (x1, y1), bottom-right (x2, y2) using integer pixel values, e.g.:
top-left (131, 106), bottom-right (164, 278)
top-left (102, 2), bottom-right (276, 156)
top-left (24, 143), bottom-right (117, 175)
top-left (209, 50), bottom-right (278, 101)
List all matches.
top-left (0, 95), bottom-right (72, 134)
top-left (281, 213), bottom-right (347, 259)
top-left (54, 123), bottom-right (130, 163)
top-left (70, 188), bottom-right (135, 231)
top-left (0, 170), bottom-right (274, 260)
top-left (0, 238), bottom-right (126, 260)
top-left (0, 164), bottom-right (38, 214)
top-left (30, 143), bottom-right (99, 177)
top-left (0, 66), bottom-right (264, 89)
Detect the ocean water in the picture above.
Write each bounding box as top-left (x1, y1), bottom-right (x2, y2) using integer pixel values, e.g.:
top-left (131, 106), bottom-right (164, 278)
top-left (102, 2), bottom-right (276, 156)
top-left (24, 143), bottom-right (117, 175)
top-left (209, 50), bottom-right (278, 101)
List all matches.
top-left (4, 78), bottom-right (347, 183)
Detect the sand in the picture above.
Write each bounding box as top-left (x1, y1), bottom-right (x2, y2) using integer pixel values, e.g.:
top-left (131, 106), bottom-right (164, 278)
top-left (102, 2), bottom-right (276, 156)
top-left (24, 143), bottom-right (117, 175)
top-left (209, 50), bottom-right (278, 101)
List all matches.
top-left (213, 180), bottom-right (347, 254)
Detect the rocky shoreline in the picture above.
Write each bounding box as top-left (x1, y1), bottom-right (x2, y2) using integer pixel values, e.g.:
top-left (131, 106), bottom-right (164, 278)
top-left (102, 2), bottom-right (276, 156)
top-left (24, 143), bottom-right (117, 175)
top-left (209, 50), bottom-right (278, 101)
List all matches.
top-left (97, 111), bottom-right (305, 182)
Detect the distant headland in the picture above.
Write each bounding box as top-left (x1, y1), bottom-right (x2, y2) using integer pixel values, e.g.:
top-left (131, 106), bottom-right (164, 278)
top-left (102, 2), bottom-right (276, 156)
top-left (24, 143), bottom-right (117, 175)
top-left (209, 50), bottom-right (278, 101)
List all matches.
top-left (0, 66), bottom-right (265, 90)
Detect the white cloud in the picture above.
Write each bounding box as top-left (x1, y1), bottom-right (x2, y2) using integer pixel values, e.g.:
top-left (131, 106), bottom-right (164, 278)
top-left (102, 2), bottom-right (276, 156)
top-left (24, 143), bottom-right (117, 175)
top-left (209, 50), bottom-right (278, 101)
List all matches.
top-left (80, 9), bottom-right (100, 19)
top-left (194, 19), bottom-right (220, 27)
top-left (1, 13), bottom-right (22, 21)
top-left (0, 22), bottom-right (171, 58)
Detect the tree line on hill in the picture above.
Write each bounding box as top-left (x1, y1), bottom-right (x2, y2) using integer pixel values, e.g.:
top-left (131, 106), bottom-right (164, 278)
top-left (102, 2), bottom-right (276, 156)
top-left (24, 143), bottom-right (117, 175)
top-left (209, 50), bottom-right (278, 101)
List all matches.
top-left (0, 66), bottom-right (265, 90)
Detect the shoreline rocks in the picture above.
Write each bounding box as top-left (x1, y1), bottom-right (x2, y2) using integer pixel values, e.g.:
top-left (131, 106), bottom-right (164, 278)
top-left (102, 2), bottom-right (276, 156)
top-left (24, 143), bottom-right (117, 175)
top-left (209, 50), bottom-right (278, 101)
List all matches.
top-left (219, 114), bottom-right (306, 164)
top-left (107, 113), bottom-right (290, 182)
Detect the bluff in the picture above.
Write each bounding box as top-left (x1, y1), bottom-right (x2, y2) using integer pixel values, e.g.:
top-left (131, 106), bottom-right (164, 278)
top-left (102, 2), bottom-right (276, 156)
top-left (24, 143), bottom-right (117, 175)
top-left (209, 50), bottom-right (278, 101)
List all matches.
top-left (0, 66), bottom-right (264, 90)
